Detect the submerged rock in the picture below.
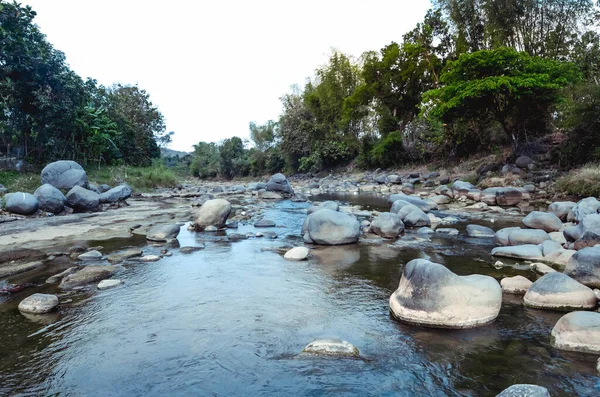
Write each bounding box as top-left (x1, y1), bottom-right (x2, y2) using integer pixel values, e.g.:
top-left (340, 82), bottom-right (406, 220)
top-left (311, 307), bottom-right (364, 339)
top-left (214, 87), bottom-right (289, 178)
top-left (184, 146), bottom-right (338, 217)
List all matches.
top-left (59, 265), bottom-right (116, 289)
top-left (305, 209), bottom-right (360, 245)
top-left (523, 272), bottom-right (597, 311)
top-left (194, 199), bottom-right (231, 231)
top-left (41, 160), bottom-right (87, 190)
top-left (107, 249), bottom-right (143, 262)
top-left (501, 275), bottom-right (533, 295)
top-left (18, 293), bottom-right (59, 314)
top-left (254, 219), bottom-right (276, 228)
top-left (301, 339), bottom-right (359, 357)
top-left (284, 247), bottom-right (309, 261)
top-left (389, 259), bottom-right (502, 328)
top-left (551, 311), bottom-right (600, 353)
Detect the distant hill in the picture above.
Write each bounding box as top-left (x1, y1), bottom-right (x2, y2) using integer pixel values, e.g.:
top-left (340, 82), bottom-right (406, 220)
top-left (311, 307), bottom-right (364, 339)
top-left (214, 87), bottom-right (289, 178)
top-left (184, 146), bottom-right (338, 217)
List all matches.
top-left (161, 148), bottom-right (191, 158)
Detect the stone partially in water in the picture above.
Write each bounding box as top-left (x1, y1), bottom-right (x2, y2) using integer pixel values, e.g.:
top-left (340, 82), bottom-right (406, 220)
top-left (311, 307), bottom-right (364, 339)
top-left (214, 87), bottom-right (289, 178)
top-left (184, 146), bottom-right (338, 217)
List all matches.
top-left (194, 199), bottom-right (231, 231)
top-left (284, 247), bottom-right (309, 261)
top-left (389, 259), bottom-right (502, 329)
top-left (491, 245), bottom-right (544, 261)
top-left (301, 339), bottom-right (359, 357)
top-left (508, 229), bottom-right (551, 246)
top-left (551, 311), bottom-right (600, 353)
top-left (59, 265), bottom-right (116, 289)
top-left (403, 208), bottom-right (431, 227)
top-left (564, 246), bottom-right (600, 288)
top-left (522, 211), bottom-right (563, 232)
top-left (523, 272), bottom-right (597, 311)
top-left (254, 219), bottom-right (276, 228)
top-left (140, 255), bottom-right (161, 262)
top-left (369, 212), bottom-right (404, 238)
top-left (107, 249), bottom-right (143, 262)
top-left (77, 250), bottom-right (103, 261)
top-left (147, 224), bottom-right (181, 242)
top-left (18, 293), bottom-right (59, 314)
top-left (46, 267), bottom-right (78, 283)
top-left (97, 279), bottom-right (122, 290)
top-left (266, 173), bottom-right (294, 195)
top-left (306, 209), bottom-right (360, 245)
top-left (494, 227), bottom-right (521, 246)
top-left (501, 275), bottom-right (533, 295)
top-left (466, 224), bottom-right (495, 238)
top-left (496, 384), bottom-right (550, 397)
top-left (548, 201), bottom-right (576, 221)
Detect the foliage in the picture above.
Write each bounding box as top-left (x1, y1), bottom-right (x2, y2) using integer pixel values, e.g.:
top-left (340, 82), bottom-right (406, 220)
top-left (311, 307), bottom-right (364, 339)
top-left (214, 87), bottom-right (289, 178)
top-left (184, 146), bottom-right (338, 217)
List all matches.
top-left (190, 142), bottom-right (220, 178)
top-left (0, 170), bottom-right (39, 193)
top-left (0, 2), bottom-right (168, 167)
top-left (555, 164), bottom-right (600, 198)
top-left (369, 131), bottom-right (408, 167)
top-left (423, 47), bottom-right (581, 147)
top-left (87, 162), bottom-right (179, 191)
top-left (219, 137), bottom-right (249, 178)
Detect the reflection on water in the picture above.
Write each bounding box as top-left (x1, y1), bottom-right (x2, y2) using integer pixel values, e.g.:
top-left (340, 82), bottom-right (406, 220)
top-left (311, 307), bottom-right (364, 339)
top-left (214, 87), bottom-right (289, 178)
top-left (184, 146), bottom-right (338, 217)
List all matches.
top-left (0, 195), bottom-right (598, 396)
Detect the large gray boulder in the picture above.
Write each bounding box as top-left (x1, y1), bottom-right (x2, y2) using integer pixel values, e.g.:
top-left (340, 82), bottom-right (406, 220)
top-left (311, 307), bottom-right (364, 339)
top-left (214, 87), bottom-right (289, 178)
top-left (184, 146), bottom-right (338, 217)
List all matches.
top-left (494, 227), bottom-right (522, 246)
top-left (403, 208), bottom-right (431, 227)
top-left (147, 224), bottom-right (181, 242)
top-left (495, 188), bottom-right (522, 206)
top-left (564, 246), bottom-right (600, 288)
top-left (390, 199), bottom-right (412, 214)
top-left (466, 224), bottom-right (495, 238)
top-left (496, 384), bottom-right (550, 397)
top-left (481, 188), bottom-right (502, 205)
top-left (523, 272), bottom-right (597, 310)
top-left (41, 160), bottom-right (88, 190)
top-left (551, 311), bottom-right (600, 353)
top-left (507, 229), bottom-right (551, 246)
top-left (266, 173), bottom-right (293, 195)
top-left (522, 211), bottom-right (563, 232)
top-left (548, 201), bottom-right (577, 221)
top-left (308, 200), bottom-right (339, 214)
top-left (564, 214), bottom-right (600, 249)
top-left (370, 212), bottom-right (404, 238)
top-left (306, 209), bottom-right (360, 245)
top-left (34, 184), bottom-right (66, 214)
top-left (194, 199), bottom-right (231, 230)
top-left (389, 259), bottom-right (501, 328)
top-left (515, 155), bottom-right (533, 168)
top-left (66, 186), bottom-right (100, 212)
top-left (18, 293), bottom-right (59, 314)
top-left (389, 194), bottom-right (430, 212)
top-left (301, 339), bottom-right (359, 357)
top-left (5, 192), bottom-right (39, 215)
top-left (99, 184), bottom-right (132, 203)
top-left (451, 180), bottom-right (475, 196)
top-left (568, 197), bottom-right (600, 223)
top-left (500, 275), bottom-right (533, 295)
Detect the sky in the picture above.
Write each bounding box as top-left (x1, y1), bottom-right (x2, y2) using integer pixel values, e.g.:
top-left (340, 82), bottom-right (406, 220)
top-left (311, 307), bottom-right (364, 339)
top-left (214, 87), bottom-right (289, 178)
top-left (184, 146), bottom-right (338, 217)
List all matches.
top-left (22, 0), bottom-right (431, 152)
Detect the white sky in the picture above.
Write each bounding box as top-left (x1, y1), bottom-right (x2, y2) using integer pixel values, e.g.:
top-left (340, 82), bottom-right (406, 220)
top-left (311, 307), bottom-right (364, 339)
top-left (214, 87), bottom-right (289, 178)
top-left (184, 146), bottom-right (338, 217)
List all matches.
top-left (23, 0), bottom-right (430, 152)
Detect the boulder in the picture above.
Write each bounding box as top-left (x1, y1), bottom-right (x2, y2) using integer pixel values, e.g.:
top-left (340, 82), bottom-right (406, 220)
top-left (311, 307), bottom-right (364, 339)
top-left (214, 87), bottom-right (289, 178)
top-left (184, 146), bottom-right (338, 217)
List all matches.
top-left (97, 279), bottom-right (122, 290)
top-left (564, 246), bottom-right (600, 288)
top-left (77, 250), bottom-right (103, 261)
top-left (385, 174), bottom-right (402, 184)
top-left (466, 224), bottom-right (495, 238)
top-left (451, 180), bottom-right (475, 196)
top-left (389, 259), bottom-right (502, 328)
top-left (33, 184), bottom-right (66, 214)
top-left (522, 211), bottom-right (563, 232)
top-left (551, 311), bottom-right (600, 353)
top-left (370, 212), bottom-right (404, 238)
top-left (306, 209), bottom-right (360, 245)
top-left (523, 272), bottom-right (597, 310)
top-left (18, 293), bottom-right (59, 314)
top-left (430, 195), bottom-right (452, 205)
top-left (147, 223), bottom-right (181, 241)
top-left (481, 188), bottom-right (502, 205)
top-left (436, 228), bottom-right (459, 235)
top-left (389, 194), bottom-right (431, 212)
top-left (496, 384), bottom-right (550, 397)
top-left (501, 275), bottom-right (533, 294)
top-left (266, 173), bottom-right (293, 195)
top-left (491, 245), bottom-right (544, 261)
top-left (515, 155), bottom-right (533, 168)
top-left (507, 229), bottom-right (551, 246)
top-left (5, 192), bottom-right (39, 215)
top-left (495, 227), bottom-right (522, 246)
top-left (401, 183), bottom-right (415, 194)
top-left (107, 249), bottom-right (143, 262)
top-left (302, 339), bottom-right (359, 357)
top-left (308, 201), bottom-right (339, 214)
top-left (66, 186), bottom-right (100, 212)
top-left (98, 184), bottom-right (111, 193)
top-left (254, 219), bottom-right (276, 228)
top-left (59, 265), bottom-right (116, 289)
top-left (568, 197), bottom-right (600, 223)
top-left (403, 208), bottom-right (431, 227)
top-left (496, 188), bottom-right (522, 206)
top-left (99, 184), bottom-right (132, 203)
top-left (564, 213), bottom-right (600, 242)
top-left (41, 160), bottom-right (88, 190)
top-left (390, 199), bottom-right (412, 214)
top-left (284, 247), bottom-right (309, 261)
top-left (548, 201), bottom-right (577, 221)
top-left (194, 199), bottom-right (231, 230)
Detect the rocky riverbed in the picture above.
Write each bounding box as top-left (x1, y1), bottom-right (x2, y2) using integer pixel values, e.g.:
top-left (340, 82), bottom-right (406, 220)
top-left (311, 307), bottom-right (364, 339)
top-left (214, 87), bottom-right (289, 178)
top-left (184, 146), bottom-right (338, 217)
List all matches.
top-left (1, 170), bottom-right (600, 396)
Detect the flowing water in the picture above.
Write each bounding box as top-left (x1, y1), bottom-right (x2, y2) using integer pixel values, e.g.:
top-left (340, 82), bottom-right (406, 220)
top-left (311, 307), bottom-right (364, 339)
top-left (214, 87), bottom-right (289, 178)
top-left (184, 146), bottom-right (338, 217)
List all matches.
top-left (1, 194), bottom-right (599, 396)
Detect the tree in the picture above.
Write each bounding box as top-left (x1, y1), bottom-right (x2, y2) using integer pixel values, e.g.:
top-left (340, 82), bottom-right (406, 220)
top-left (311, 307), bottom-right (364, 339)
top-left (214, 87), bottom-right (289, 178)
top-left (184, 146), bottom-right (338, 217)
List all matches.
top-left (423, 47), bottom-right (581, 147)
top-left (190, 142), bottom-right (220, 178)
top-left (277, 88), bottom-right (313, 170)
top-left (249, 120), bottom-right (277, 151)
top-left (219, 136), bottom-right (248, 178)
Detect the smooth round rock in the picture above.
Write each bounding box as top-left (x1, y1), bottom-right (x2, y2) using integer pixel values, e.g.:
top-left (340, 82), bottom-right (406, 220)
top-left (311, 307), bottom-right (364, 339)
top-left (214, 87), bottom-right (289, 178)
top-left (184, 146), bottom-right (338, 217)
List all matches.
top-left (147, 224), bottom-right (181, 242)
top-left (306, 209), bottom-right (360, 245)
top-left (18, 293), bottom-right (59, 314)
top-left (254, 219), bottom-right (276, 228)
top-left (41, 160), bottom-right (88, 190)
top-left (496, 384), bottom-right (550, 397)
top-left (5, 192), bottom-right (39, 215)
top-left (564, 246), bottom-right (600, 288)
top-left (302, 339), bottom-right (359, 357)
top-left (466, 224), bottom-right (495, 238)
top-left (522, 211), bottom-right (563, 232)
top-left (551, 311), bottom-right (600, 353)
top-left (523, 272), bottom-right (597, 311)
top-left (34, 184), bottom-right (66, 214)
top-left (77, 250), bottom-right (103, 261)
top-left (97, 279), bottom-right (122, 290)
top-left (194, 199), bottom-right (231, 230)
top-left (370, 212), bottom-right (404, 238)
top-left (508, 229), bottom-right (551, 245)
top-left (66, 186), bottom-right (100, 212)
top-left (501, 275), bottom-right (533, 294)
top-left (389, 259), bottom-right (502, 329)
top-left (284, 247), bottom-right (309, 261)
top-left (140, 255), bottom-right (161, 262)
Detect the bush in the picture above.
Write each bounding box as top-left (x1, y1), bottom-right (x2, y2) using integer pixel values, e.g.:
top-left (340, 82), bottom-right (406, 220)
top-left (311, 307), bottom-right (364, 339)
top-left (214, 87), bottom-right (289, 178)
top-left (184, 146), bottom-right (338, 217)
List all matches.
top-left (555, 164), bottom-right (600, 197)
top-left (88, 162), bottom-right (178, 191)
top-left (369, 131), bottom-right (408, 167)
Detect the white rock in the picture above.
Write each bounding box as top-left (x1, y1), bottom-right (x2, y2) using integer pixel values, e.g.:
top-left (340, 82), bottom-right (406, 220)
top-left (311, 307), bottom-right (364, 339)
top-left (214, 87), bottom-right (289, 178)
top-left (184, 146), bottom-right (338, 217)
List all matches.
top-left (78, 250), bottom-right (103, 261)
top-left (18, 293), bottom-right (59, 314)
top-left (284, 247), bottom-right (309, 261)
top-left (302, 339), bottom-right (359, 357)
top-left (501, 275), bottom-right (533, 294)
top-left (140, 255), bottom-right (161, 262)
top-left (97, 279), bottom-right (122, 290)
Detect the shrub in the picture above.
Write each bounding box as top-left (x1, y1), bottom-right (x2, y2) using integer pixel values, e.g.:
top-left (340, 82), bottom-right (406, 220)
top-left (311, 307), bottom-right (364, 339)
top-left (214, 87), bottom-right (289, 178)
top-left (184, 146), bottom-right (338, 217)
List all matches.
top-left (555, 164), bottom-right (600, 197)
top-left (369, 131), bottom-right (407, 167)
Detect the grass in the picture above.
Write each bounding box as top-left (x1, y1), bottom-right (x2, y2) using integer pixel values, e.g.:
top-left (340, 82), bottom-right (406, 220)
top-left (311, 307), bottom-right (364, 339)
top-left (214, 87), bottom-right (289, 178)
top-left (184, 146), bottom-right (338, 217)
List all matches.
top-left (555, 164), bottom-right (600, 198)
top-left (0, 162), bottom-right (182, 194)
